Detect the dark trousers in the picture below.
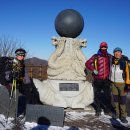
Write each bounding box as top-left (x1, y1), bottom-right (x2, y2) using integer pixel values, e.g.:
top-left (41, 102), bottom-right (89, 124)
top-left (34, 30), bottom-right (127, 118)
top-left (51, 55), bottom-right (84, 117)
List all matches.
top-left (17, 82), bottom-right (42, 116)
top-left (17, 95), bottom-right (26, 116)
top-left (93, 79), bottom-right (111, 113)
top-left (111, 83), bottom-right (127, 118)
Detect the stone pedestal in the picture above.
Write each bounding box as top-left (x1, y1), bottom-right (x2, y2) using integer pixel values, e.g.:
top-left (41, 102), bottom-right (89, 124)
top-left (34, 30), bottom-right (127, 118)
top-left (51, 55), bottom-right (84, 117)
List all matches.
top-left (33, 79), bottom-right (93, 108)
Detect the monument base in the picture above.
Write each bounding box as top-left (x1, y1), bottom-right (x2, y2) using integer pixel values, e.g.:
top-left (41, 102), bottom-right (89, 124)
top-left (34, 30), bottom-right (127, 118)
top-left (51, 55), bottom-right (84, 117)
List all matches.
top-left (26, 104), bottom-right (64, 126)
top-left (33, 79), bottom-right (94, 108)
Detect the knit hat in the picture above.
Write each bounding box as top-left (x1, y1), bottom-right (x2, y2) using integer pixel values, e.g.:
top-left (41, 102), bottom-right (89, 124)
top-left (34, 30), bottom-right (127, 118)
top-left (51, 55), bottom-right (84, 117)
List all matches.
top-left (100, 42), bottom-right (108, 48)
top-left (15, 48), bottom-right (26, 56)
top-left (113, 47), bottom-right (122, 53)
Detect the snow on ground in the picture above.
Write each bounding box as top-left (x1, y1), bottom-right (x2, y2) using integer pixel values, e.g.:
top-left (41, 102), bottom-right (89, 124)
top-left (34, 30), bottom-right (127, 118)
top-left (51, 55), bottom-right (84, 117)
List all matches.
top-left (0, 111), bottom-right (130, 130)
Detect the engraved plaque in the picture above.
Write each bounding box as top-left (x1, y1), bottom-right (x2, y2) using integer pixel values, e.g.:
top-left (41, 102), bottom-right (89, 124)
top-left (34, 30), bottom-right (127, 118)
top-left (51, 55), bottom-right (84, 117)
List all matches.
top-left (59, 83), bottom-right (79, 91)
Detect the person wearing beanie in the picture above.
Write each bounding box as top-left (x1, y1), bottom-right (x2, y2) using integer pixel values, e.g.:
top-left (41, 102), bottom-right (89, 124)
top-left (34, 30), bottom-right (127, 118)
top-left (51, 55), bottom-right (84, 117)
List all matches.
top-left (113, 47), bottom-right (122, 54)
top-left (85, 42), bottom-right (112, 116)
top-left (110, 47), bottom-right (128, 123)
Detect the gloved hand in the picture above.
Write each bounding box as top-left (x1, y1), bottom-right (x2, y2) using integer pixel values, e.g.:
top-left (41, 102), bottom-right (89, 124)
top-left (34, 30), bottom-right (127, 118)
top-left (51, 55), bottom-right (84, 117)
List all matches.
top-left (5, 71), bottom-right (12, 81)
top-left (93, 69), bottom-right (98, 75)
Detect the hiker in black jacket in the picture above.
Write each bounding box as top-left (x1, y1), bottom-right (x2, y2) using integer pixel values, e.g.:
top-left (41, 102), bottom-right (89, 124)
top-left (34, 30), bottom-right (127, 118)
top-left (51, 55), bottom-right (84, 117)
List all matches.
top-left (4, 48), bottom-right (31, 116)
top-left (0, 48), bottom-right (42, 116)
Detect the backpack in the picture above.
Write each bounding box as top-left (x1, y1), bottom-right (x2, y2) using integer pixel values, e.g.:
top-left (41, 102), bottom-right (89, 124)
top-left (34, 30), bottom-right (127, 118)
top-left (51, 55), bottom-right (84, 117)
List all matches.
top-left (120, 55), bottom-right (130, 85)
top-left (125, 60), bottom-right (130, 85)
top-left (0, 57), bottom-right (13, 85)
top-left (94, 54), bottom-right (98, 70)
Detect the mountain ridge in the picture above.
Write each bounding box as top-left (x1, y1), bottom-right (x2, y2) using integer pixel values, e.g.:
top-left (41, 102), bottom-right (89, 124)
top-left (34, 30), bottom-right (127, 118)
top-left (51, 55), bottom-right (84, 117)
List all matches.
top-left (25, 57), bottom-right (48, 66)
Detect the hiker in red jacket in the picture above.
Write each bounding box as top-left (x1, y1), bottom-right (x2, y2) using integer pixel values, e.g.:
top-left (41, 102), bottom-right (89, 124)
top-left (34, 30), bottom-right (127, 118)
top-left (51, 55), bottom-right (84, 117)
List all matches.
top-left (85, 42), bottom-right (112, 116)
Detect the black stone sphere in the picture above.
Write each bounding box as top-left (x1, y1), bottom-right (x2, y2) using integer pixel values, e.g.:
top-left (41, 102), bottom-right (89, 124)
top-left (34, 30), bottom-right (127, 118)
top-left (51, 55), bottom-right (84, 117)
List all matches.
top-left (55, 9), bottom-right (84, 38)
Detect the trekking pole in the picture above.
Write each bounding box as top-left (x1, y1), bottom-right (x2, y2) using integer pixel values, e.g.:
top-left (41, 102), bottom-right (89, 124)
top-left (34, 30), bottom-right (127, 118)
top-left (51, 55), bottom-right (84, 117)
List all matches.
top-left (6, 78), bottom-right (17, 124)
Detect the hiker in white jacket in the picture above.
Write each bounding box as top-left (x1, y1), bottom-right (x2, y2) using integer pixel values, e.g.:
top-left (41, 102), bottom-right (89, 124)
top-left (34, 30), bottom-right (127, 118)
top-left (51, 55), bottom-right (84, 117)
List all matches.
top-left (111, 47), bottom-right (128, 123)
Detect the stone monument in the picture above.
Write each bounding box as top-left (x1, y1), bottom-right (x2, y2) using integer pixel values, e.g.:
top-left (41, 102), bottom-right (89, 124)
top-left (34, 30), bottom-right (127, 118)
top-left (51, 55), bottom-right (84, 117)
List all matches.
top-left (33, 9), bottom-right (94, 108)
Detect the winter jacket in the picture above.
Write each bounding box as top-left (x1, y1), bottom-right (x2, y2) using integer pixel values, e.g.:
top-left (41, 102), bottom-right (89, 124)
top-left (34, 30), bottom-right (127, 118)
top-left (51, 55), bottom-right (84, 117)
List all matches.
top-left (0, 56), bottom-right (31, 90)
top-left (85, 51), bottom-right (112, 80)
top-left (110, 55), bottom-right (128, 83)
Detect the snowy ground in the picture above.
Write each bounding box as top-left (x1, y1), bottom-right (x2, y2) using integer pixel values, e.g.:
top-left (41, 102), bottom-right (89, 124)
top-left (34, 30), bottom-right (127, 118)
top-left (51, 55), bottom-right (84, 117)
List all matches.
top-left (1, 85), bottom-right (130, 130)
top-left (0, 110), bottom-right (130, 130)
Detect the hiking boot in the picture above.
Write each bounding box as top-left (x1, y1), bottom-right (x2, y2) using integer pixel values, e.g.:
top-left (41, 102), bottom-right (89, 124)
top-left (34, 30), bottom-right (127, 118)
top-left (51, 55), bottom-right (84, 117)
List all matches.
top-left (95, 112), bottom-right (101, 116)
top-left (120, 117), bottom-right (128, 123)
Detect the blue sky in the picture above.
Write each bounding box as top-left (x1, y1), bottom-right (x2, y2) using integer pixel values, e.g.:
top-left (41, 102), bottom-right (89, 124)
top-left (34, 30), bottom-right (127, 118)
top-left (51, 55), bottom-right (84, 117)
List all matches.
top-left (0, 0), bottom-right (130, 60)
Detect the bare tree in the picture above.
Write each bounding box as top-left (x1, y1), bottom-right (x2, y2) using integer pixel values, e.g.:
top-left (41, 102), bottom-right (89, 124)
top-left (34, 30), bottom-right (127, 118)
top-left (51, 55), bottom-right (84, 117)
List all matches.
top-left (0, 35), bottom-right (24, 57)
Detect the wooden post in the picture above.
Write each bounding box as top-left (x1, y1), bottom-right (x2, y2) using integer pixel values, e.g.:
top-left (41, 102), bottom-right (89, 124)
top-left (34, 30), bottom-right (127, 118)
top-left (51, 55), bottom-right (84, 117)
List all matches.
top-left (39, 66), bottom-right (42, 80)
